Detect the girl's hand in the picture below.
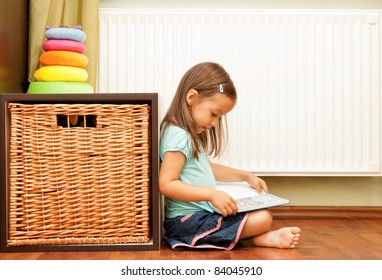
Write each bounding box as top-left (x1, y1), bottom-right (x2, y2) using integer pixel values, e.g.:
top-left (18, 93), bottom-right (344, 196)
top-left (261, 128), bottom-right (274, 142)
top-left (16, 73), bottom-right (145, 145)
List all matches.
top-left (247, 175), bottom-right (269, 194)
top-left (210, 190), bottom-right (238, 217)
top-left (210, 163), bottom-right (269, 195)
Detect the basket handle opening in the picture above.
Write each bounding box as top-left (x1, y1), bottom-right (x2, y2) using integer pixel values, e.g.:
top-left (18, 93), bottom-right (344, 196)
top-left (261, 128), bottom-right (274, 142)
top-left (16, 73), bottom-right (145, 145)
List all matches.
top-left (57, 114), bottom-right (97, 128)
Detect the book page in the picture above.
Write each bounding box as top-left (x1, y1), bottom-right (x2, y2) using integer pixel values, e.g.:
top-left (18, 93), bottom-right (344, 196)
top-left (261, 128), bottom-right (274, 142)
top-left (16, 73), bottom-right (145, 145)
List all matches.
top-left (216, 182), bottom-right (261, 199)
top-left (215, 182), bottom-right (289, 213)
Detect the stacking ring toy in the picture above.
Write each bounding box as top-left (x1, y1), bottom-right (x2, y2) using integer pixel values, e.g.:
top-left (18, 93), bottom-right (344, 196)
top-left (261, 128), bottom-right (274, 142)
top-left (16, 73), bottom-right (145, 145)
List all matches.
top-left (34, 66), bottom-right (88, 82)
top-left (27, 82), bottom-right (93, 94)
top-left (40, 51), bottom-right (89, 67)
top-left (43, 39), bottom-right (86, 53)
top-left (45, 27), bottom-right (86, 42)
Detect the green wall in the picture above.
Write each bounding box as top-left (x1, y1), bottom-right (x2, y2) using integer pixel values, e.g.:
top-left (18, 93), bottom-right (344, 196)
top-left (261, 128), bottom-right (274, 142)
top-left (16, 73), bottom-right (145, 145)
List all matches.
top-left (99, 0), bottom-right (382, 206)
top-left (265, 177), bottom-right (382, 206)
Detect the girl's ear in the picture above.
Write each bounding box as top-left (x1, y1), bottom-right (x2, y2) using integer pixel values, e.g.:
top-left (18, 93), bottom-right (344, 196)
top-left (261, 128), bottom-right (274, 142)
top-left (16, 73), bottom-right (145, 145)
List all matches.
top-left (186, 89), bottom-right (198, 106)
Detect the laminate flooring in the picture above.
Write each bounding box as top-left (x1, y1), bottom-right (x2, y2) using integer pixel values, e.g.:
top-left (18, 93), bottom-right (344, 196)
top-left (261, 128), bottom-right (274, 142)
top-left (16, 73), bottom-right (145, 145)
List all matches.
top-left (1, 217), bottom-right (381, 260)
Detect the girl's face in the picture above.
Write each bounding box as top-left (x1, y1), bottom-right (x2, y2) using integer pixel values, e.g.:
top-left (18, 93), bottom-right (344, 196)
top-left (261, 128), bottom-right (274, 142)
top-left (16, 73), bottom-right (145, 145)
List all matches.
top-left (188, 91), bottom-right (236, 134)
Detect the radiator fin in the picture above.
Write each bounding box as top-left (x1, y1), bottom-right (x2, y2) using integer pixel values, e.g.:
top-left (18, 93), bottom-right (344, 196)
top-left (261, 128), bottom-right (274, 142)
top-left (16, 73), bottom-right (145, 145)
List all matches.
top-left (99, 10), bottom-right (381, 175)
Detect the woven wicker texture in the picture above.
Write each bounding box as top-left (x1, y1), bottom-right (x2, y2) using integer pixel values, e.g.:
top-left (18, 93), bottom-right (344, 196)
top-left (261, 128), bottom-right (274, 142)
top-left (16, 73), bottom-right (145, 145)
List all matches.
top-left (8, 103), bottom-right (151, 246)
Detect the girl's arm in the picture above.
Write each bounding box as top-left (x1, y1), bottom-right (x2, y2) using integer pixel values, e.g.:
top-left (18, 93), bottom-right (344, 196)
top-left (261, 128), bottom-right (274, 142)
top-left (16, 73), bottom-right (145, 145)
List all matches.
top-left (160, 151), bottom-right (238, 216)
top-left (210, 162), bottom-right (269, 194)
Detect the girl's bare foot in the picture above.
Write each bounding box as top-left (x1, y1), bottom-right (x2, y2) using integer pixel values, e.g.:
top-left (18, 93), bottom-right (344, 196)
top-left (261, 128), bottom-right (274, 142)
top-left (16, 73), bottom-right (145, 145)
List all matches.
top-left (252, 227), bottom-right (301, 249)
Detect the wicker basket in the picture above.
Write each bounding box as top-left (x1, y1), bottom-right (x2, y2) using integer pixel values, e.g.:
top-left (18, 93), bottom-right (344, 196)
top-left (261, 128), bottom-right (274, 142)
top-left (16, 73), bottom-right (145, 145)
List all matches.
top-left (8, 103), bottom-right (151, 246)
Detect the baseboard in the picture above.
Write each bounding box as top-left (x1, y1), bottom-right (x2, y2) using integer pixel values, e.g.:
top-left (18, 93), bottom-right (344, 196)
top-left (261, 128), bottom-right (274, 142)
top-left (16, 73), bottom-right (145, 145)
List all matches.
top-left (271, 206), bottom-right (382, 219)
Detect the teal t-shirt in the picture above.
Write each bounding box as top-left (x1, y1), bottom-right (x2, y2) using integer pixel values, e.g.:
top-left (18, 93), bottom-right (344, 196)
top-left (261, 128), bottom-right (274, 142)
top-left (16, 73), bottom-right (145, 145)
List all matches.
top-left (160, 124), bottom-right (216, 218)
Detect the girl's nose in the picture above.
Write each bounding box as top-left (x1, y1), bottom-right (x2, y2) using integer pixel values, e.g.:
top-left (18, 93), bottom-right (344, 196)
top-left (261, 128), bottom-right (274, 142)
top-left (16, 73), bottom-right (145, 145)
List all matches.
top-left (211, 118), bottom-right (219, 127)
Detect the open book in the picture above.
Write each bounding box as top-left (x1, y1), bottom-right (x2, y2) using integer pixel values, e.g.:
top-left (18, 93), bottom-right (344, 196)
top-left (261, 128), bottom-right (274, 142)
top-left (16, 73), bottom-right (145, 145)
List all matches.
top-left (215, 182), bottom-right (289, 213)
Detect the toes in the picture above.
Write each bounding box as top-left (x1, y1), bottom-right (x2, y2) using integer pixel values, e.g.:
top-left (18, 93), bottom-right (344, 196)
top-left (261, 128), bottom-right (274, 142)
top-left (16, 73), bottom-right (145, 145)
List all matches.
top-left (291, 227), bottom-right (301, 235)
top-left (290, 233), bottom-right (300, 248)
top-left (291, 236), bottom-right (299, 247)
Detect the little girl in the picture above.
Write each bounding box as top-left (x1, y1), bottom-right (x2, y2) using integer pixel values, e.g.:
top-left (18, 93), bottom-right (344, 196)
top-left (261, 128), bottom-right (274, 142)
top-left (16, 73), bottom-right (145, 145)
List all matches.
top-left (159, 62), bottom-right (301, 250)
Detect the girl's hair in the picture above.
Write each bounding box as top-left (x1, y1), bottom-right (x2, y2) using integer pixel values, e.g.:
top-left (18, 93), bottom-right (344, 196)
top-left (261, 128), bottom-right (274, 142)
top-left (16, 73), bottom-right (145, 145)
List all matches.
top-left (161, 62), bottom-right (237, 159)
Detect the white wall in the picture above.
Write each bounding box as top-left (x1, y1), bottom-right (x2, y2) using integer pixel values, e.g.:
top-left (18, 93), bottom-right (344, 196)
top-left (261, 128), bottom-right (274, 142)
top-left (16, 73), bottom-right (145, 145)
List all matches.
top-left (100, 0), bottom-right (382, 9)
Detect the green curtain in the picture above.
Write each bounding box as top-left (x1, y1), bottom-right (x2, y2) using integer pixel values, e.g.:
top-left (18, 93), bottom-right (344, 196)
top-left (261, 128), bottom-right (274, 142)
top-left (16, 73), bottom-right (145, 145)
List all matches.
top-left (29, 0), bottom-right (99, 90)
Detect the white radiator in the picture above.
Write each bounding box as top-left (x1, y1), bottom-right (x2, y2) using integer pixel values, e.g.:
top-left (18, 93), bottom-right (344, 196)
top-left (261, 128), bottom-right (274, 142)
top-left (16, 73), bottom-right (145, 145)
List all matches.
top-left (98, 9), bottom-right (381, 176)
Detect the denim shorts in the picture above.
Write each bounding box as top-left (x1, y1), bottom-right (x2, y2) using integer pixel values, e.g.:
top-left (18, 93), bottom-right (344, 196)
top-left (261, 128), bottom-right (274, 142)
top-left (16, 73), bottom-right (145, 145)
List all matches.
top-left (163, 211), bottom-right (248, 250)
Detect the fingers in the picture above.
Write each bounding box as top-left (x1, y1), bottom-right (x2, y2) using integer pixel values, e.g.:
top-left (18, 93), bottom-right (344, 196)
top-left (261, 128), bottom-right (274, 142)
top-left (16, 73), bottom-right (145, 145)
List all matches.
top-left (216, 199), bottom-right (238, 217)
top-left (258, 179), bottom-right (268, 193)
top-left (251, 178), bottom-right (268, 194)
top-left (212, 190), bottom-right (238, 217)
top-left (220, 208), bottom-right (234, 217)
top-left (221, 200), bottom-right (238, 217)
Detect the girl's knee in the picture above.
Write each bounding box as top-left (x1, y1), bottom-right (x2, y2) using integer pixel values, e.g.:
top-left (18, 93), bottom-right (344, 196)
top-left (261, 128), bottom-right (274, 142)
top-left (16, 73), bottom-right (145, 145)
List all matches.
top-left (256, 209), bottom-right (273, 229)
top-left (247, 209), bottom-right (273, 228)
top-left (240, 209), bottom-right (273, 239)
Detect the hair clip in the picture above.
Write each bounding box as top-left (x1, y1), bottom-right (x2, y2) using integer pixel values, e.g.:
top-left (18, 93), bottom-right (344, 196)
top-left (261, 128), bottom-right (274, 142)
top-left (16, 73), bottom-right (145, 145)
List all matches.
top-left (219, 84), bottom-right (224, 93)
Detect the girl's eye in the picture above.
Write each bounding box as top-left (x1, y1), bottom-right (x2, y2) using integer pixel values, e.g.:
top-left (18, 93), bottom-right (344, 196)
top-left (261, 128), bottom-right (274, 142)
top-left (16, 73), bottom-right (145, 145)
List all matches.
top-left (212, 112), bottom-right (218, 117)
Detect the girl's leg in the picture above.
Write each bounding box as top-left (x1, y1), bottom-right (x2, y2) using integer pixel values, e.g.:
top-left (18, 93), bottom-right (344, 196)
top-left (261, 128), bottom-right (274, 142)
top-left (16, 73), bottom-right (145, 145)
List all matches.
top-left (240, 209), bottom-right (273, 239)
top-left (240, 209), bottom-right (301, 249)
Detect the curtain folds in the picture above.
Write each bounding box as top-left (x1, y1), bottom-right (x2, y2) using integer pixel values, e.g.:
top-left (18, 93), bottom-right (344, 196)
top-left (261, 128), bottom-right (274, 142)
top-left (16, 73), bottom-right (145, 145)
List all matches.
top-left (29, 0), bottom-right (99, 90)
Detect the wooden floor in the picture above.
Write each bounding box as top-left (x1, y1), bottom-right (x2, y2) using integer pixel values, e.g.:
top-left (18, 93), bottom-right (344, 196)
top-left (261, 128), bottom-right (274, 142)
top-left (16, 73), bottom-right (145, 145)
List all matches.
top-left (1, 209), bottom-right (381, 260)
